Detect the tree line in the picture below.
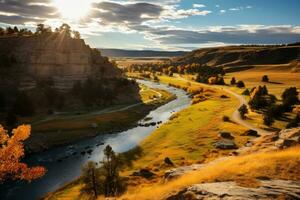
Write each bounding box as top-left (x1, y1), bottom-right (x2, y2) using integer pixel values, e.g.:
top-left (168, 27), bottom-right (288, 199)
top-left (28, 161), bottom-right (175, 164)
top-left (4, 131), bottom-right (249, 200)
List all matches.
top-left (0, 23), bottom-right (81, 39)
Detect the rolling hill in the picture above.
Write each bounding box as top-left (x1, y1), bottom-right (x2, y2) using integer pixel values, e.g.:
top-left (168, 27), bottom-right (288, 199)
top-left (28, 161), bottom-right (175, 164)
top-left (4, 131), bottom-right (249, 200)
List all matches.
top-left (173, 45), bottom-right (300, 72)
top-left (98, 48), bottom-right (187, 58)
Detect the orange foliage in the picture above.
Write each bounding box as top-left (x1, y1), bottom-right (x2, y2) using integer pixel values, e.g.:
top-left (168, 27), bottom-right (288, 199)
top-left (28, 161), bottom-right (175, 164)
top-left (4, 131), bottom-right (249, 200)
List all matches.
top-left (0, 125), bottom-right (46, 182)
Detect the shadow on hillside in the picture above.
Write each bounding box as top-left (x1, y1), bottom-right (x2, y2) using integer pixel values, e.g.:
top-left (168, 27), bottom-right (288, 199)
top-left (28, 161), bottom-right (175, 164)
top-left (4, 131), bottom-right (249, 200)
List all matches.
top-left (268, 81), bottom-right (283, 85)
top-left (119, 146), bottom-right (144, 169)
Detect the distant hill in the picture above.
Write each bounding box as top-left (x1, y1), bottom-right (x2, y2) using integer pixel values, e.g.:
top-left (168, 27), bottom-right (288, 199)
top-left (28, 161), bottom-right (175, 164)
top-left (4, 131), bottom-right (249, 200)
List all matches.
top-left (173, 45), bottom-right (300, 72)
top-left (98, 48), bottom-right (188, 58)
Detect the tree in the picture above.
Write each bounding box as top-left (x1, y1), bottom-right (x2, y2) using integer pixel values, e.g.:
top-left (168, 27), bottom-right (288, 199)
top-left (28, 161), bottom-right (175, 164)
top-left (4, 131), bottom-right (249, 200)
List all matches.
top-left (0, 125), bottom-right (46, 182)
top-left (262, 75), bottom-right (269, 82)
top-left (230, 77), bottom-right (236, 85)
top-left (238, 104), bottom-right (248, 119)
top-left (81, 161), bottom-right (101, 198)
top-left (102, 145), bottom-right (125, 197)
top-left (73, 31), bottom-right (81, 39)
top-left (263, 114), bottom-right (274, 126)
top-left (281, 87), bottom-right (299, 111)
top-left (35, 24), bottom-right (45, 34)
top-left (59, 23), bottom-right (71, 37)
top-left (236, 80), bottom-right (245, 88)
top-left (242, 89), bottom-right (250, 96)
top-left (6, 27), bottom-right (14, 35)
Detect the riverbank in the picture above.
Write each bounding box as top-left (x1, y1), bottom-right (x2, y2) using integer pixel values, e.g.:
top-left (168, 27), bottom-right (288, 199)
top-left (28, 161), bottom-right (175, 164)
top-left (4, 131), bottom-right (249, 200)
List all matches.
top-left (26, 84), bottom-right (176, 153)
top-left (45, 76), bottom-right (255, 199)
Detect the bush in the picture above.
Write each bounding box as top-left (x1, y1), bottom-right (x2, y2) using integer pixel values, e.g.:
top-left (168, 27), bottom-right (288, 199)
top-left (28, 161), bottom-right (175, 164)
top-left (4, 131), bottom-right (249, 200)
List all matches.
top-left (262, 75), bottom-right (269, 82)
top-left (242, 89), bottom-right (250, 96)
top-left (222, 115), bottom-right (230, 122)
top-left (286, 115), bottom-right (300, 128)
top-left (236, 81), bottom-right (245, 88)
top-left (249, 94), bottom-right (268, 110)
top-left (238, 104), bottom-right (248, 119)
top-left (263, 114), bottom-right (274, 126)
top-left (230, 77), bottom-right (236, 85)
top-left (281, 87), bottom-right (299, 111)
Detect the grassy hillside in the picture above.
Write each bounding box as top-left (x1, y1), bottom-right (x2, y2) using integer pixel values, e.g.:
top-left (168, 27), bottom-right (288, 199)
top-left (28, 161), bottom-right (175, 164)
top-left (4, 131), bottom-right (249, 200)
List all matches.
top-left (122, 147), bottom-right (300, 200)
top-left (173, 45), bottom-right (300, 72)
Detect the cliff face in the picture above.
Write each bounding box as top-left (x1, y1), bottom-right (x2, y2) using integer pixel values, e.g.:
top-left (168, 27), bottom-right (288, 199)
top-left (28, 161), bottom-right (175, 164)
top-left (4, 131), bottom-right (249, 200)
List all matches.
top-left (0, 34), bottom-right (121, 90)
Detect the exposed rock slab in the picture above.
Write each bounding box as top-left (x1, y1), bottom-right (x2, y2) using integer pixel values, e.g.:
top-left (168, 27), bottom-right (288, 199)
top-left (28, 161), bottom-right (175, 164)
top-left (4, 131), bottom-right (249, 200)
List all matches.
top-left (165, 180), bottom-right (300, 200)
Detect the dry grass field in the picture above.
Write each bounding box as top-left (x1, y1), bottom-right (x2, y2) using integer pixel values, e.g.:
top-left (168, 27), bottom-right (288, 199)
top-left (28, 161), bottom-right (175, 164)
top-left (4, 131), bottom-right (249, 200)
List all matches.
top-left (113, 57), bottom-right (170, 68)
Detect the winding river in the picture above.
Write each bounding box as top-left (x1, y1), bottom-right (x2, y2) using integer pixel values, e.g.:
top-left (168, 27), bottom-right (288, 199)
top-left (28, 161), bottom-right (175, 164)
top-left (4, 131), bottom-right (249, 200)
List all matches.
top-left (1, 80), bottom-right (191, 200)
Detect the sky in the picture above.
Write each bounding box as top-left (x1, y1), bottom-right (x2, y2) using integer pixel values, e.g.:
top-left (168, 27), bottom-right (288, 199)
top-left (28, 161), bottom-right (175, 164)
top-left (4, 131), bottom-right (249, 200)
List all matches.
top-left (0, 0), bottom-right (300, 50)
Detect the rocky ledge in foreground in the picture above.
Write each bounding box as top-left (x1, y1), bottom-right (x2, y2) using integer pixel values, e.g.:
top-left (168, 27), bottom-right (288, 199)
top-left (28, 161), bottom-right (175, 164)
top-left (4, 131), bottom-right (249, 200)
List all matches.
top-left (165, 180), bottom-right (300, 200)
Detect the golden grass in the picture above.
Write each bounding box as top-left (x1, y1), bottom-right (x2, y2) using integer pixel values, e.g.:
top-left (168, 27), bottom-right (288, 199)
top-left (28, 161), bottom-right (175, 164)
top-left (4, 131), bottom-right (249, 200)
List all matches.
top-left (121, 146), bottom-right (300, 200)
top-left (121, 75), bottom-right (248, 174)
top-left (224, 71), bottom-right (300, 98)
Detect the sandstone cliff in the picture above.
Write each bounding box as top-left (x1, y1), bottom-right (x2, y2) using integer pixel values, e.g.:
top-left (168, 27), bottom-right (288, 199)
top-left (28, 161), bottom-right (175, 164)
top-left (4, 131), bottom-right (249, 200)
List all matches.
top-left (0, 34), bottom-right (121, 90)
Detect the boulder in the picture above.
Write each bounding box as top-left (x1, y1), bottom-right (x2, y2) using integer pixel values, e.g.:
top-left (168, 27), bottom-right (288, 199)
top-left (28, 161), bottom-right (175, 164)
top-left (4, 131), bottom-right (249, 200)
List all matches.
top-left (275, 127), bottom-right (300, 149)
top-left (219, 131), bottom-right (234, 139)
top-left (214, 139), bottom-right (238, 150)
top-left (164, 157), bottom-right (174, 166)
top-left (132, 169), bottom-right (155, 179)
top-left (242, 129), bottom-right (260, 137)
top-left (165, 164), bottom-right (203, 181)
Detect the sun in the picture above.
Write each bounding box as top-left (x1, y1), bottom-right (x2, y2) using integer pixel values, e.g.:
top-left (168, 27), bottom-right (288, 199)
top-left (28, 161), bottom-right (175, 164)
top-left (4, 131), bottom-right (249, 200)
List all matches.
top-left (53, 0), bottom-right (92, 20)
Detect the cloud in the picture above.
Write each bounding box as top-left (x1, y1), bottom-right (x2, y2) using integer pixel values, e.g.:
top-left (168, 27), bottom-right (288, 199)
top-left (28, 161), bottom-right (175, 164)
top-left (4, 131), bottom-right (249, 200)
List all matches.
top-left (193, 4), bottom-right (206, 8)
top-left (220, 10), bottom-right (226, 14)
top-left (141, 25), bottom-right (300, 47)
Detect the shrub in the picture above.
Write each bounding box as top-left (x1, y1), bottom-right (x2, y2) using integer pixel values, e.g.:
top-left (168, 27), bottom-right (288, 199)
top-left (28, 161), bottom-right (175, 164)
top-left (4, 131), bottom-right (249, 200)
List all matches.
top-left (281, 87), bottom-right (299, 111)
top-left (230, 77), bottom-right (236, 85)
top-left (242, 89), bottom-right (250, 96)
top-left (222, 115), bottom-right (230, 122)
top-left (236, 81), bottom-right (245, 88)
top-left (262, 75), bottom-right (269, 82)
top-left (286, 114), bottom-right (300, 128)
top-left (249, 94), bottom-right (268, 110)
top-left (263, 114), bottom-right (274, 126)
top-left (238, 104), bottom-right (248, 119)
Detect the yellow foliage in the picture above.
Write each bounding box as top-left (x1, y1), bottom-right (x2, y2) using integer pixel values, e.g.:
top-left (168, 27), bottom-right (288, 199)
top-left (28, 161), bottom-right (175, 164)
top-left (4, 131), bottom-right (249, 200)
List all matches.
top-left (0, 125), bottom-right (46, 182)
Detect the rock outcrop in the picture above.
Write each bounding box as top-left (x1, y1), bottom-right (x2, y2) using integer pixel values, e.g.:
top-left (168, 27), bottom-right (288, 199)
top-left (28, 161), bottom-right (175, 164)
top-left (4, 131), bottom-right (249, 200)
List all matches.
top-left (165, 180), bottom-right (300, 200)
top-left (0, 34), bottom-right (121, 91)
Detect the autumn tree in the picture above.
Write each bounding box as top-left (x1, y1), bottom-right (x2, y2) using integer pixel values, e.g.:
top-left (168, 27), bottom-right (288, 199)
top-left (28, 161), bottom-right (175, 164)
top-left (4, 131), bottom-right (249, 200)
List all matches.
top-left (0, 125), bottom-right (46, 182)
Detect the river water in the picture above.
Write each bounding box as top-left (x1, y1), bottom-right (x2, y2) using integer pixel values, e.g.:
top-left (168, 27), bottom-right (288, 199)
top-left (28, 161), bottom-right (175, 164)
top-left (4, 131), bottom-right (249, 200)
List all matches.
top-left (0, 80), bottom-right (191, 200)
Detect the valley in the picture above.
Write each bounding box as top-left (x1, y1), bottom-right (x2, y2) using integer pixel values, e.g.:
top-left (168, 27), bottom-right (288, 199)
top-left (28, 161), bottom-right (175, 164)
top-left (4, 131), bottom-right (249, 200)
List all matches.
top-left (0, 5), bottom-right (300, 199)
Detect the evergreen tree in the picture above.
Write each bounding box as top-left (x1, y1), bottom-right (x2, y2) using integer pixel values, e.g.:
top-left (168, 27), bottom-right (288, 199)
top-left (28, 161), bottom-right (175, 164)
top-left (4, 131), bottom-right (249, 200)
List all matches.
top-left (238, 104), bottom-right (248, 119)
top-left (81, 161), bottom-right (101, 199)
